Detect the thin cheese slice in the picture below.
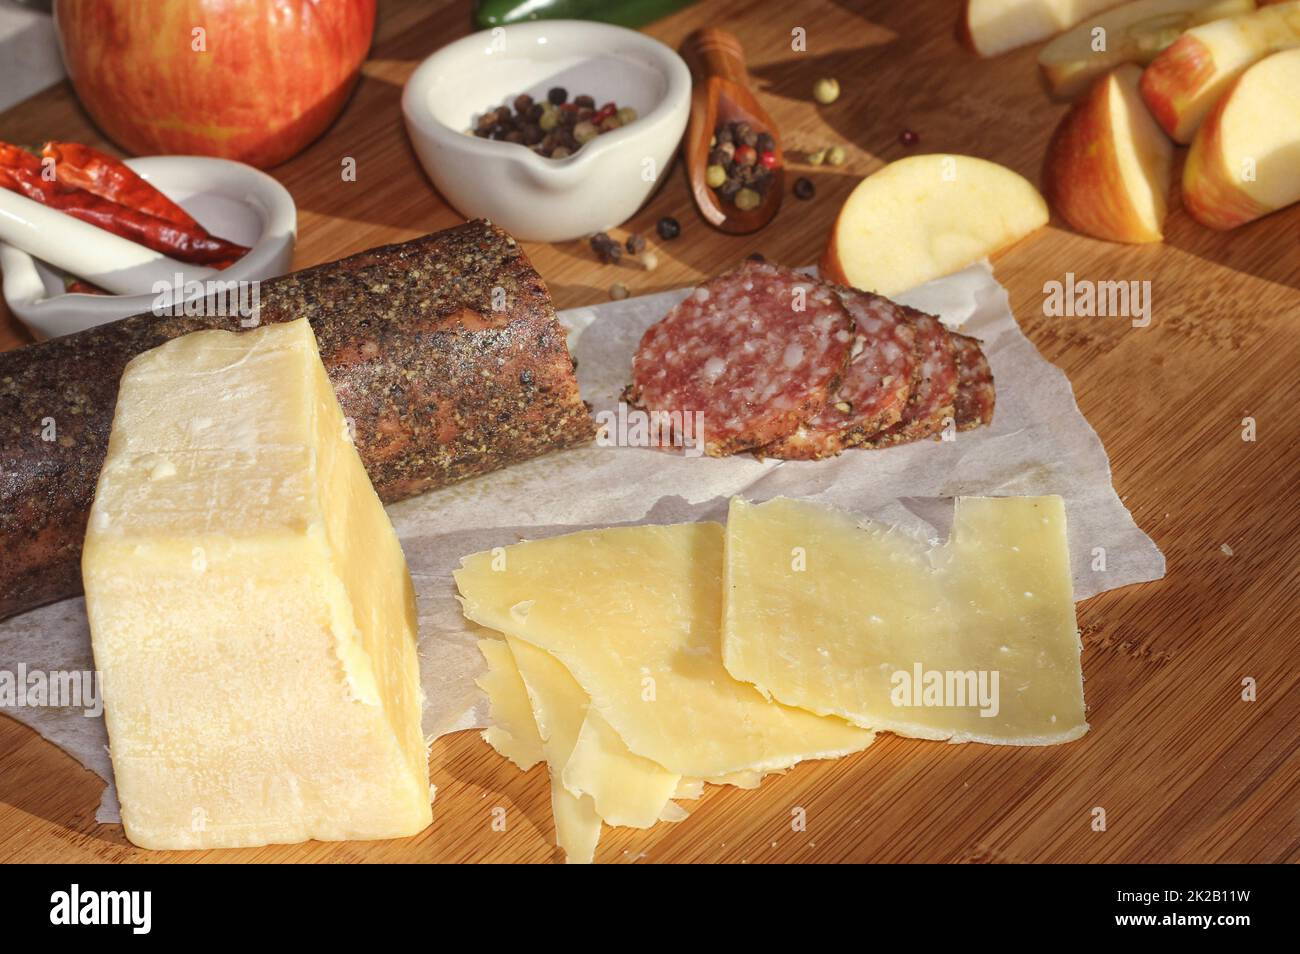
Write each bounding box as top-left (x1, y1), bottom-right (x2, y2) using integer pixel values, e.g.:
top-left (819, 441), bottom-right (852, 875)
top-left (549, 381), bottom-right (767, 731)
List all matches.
top-left (455, 522), bottom-right (874, 778)
top-left (673, 779), bottom-right (706, 800)
top-left (706, 770), bottom-right (767, 789)
top-left (679, 770), bottom-right (768, 789)
top-left (82, 319), bottom-right (431, 849)
top-left (563, 709), bottom-right (682, 829)
top-left (660, 802), bottom-right (690, 822)
top-left (505, 637), bottom-right (602, 864)
top-left (478, 635), bottom-right (685, 834)
top-left (723, 496), bottom-right (1087, 744)
top-left (476, 638), bottom-right (544, 770)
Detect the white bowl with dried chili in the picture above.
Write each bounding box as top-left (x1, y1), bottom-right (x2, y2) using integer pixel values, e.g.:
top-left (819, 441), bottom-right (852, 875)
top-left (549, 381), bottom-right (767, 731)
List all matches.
top-left (402, 20), bottom-right (691, 243)
top-left (0, 155), bottom-right (296, 339)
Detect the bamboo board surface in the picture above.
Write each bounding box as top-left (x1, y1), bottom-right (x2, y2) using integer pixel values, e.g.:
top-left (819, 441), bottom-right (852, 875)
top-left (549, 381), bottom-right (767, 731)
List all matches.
top-left (0, 0), bottom-right (1296, 864)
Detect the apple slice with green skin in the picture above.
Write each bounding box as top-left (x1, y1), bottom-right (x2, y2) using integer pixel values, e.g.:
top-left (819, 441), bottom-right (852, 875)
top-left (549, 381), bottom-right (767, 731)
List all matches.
top-left (820, 155), bottom-right (1048, 298)
top-left (1139, 0), bottom-right (1300, 142)
top-left (1043, 64), bottom-right (1174, 243)
top-left (1183, 48), bottom-right (1300, 228)
top-left (961, 0), bottom-right (1127, 57)
top-left (1039, 0), bottom-right (1255, 99)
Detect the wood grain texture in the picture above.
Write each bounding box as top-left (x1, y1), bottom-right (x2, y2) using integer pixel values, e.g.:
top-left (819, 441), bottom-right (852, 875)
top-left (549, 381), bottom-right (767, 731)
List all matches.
top-left (1, 0), bottom-right (1296, 864)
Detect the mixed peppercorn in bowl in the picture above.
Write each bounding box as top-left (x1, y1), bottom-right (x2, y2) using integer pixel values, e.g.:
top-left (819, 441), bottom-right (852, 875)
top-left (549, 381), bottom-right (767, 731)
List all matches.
top-left (471, 87), bottom-right (639, 160)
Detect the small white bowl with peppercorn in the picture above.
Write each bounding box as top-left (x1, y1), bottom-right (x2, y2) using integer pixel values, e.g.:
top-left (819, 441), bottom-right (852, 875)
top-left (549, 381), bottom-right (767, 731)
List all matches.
top-left (402, 20), bottom-right (691, 243)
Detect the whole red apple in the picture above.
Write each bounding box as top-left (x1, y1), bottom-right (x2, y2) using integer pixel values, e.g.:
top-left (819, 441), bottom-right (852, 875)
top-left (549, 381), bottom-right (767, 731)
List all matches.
top-left (54, 0), bottom-right (376, 169)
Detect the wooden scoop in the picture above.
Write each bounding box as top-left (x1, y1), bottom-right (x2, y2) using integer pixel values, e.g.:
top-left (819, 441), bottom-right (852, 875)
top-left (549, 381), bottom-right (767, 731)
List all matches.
top-left (681, 28), bottom-right (784, 234)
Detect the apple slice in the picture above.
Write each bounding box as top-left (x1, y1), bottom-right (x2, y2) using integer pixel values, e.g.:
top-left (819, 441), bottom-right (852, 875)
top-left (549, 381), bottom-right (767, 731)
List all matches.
top-left (820, 155), bottom-right (1048, 297)
top-left (1043, 64), bottom-right (1175, 242)
top-left (1139, 0), bottom-right (1300, 141)
top-left (1183, 48), bottom-right (1300, 227)
top-left (1039, 0), bottom-right (1255, 98)
top-left (961, 0), bottom-right (1127, 57)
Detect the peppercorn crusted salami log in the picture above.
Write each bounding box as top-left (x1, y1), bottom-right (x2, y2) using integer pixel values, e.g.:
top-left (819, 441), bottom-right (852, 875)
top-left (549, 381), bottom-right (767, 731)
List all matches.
top-left (627, 262), bottom-right (853, 457)
top-left (759, 287), bottom-right (918, 461)
top-left (951, 331), bottom-right (995, 430)
top-left (0, 219), bottom-right (594, 619)
top-left (860, 309), bottom-right (958, 448)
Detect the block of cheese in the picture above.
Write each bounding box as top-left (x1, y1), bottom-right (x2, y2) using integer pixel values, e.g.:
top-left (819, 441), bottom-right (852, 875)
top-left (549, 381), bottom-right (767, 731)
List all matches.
top-left (476, 638), bottom-right (544, 771)
top-left (455, 522), bottom-right (874, 778)
top-left (723, 496), bottom-right (1087, 744)
top-left (82, 319), bottom-right (432, 849)
top-left (501, 637), bottom-right (602, 864)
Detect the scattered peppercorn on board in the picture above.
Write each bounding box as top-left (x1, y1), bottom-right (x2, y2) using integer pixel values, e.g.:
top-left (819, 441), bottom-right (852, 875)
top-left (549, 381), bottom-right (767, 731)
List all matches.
top-left (1, 0), bottom-right (1296, 863)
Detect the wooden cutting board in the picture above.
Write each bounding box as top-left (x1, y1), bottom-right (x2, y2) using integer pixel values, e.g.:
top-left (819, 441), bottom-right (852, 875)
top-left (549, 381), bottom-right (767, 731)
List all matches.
top-left (1, 0), bottom-right (1296, 864)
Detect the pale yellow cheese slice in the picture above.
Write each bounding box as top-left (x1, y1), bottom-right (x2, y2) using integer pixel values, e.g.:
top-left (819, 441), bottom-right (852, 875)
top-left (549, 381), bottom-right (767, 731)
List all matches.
top-left (455, 522), bottom-right (874, 778)
top-left (476, 638), bottom-right (544, 770)
top-left (82, 319), bottom-right (431, 849)
top-left (477, 647), bottom-right (760, 811)
top-left (563, 709), bottom-right (682, 829)
top-left (722, 496), bottom-right (1087, 745)
top-left (673, 779), bottom-right (706, 800)
top-left (706, 770), bottom-right (768, 789)
top-left (478, 635), bottom-right (685, 837)
top-left (503, 637), bottom-right (602, 865)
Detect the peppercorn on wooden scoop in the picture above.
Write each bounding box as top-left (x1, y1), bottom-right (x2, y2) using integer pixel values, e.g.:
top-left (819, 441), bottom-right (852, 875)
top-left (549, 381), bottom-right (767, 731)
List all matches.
top-left (681, 28), bottom-right (784, 234)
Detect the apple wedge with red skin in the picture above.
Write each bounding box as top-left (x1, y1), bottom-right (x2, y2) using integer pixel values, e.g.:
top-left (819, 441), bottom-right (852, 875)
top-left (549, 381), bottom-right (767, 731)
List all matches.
top-left (1183, 48), bottom-right (1300, 228)
top-left (1043, 64), bottom-right (1175, 243)
top-left (822, 155), bottom-right (1048, 297)
top-left (1039, 0), bottom-right (1256, 99)
top-left (1139, 0), bottom-right (1300, 142)
top-left (961, 0), bottom-right (1127, 57)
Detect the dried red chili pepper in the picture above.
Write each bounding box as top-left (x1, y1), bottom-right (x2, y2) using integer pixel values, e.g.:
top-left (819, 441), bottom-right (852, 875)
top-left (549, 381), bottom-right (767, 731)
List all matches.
top-left (36, 190), bottom-right (248, 266)
top-left (42, 141), bottom-right (199, 229)
top-left (1, 140), bottom-right (249, 268)
top-left (66, 278), bottom-right (108, 295)
top-left (0, 143), bottom-right (47, 192)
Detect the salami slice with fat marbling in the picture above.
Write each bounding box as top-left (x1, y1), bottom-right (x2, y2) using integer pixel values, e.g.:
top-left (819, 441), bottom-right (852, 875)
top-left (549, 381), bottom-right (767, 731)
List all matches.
top-left (759, 287), bottom-right (917, 460)
top-left (951, 332), bottom-right (995, 430)
top-left (628, 262), bottom-right (854, 457)
top-left (859, 308), bottom-right (958, 448)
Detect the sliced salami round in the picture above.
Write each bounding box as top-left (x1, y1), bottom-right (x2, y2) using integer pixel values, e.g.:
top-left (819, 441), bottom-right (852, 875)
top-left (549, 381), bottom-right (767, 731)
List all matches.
top-left (628, 262), bottom-right (854, 457)
top-left (759, 288), bottom-right (917, 461)
top-left (859, 308), bottom-right (958, 448)
top-left (951, 332), bottom-right (995, 430)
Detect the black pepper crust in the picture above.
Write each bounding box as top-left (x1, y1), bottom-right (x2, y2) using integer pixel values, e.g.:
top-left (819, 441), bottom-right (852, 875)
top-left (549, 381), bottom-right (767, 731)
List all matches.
top-left (0, 219), bottom-right (595, 619)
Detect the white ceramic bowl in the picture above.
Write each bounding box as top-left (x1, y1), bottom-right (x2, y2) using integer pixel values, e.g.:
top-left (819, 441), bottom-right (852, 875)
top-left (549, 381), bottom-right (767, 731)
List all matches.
top-left (0, 156), bottom-right (296, 339)
top-left (402, 20), bottom-right (691, 243)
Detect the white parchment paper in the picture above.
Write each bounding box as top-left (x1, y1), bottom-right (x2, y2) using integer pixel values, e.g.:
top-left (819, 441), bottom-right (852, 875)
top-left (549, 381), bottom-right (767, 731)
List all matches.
top-left (0, 261), bottom-right (1165, 824)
